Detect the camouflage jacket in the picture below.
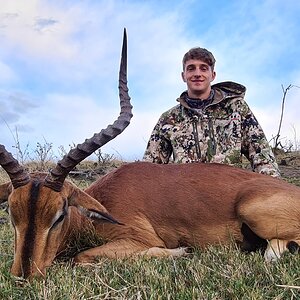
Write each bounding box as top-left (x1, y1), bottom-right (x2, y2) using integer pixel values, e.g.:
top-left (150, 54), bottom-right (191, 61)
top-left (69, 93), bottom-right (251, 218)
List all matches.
top-left (143, 81), bottom-right (280, 177)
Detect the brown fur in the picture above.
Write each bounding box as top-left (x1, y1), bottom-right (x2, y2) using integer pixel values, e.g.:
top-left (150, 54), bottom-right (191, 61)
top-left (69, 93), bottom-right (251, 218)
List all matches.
top-left (1, 162), bottom-right (300, 279)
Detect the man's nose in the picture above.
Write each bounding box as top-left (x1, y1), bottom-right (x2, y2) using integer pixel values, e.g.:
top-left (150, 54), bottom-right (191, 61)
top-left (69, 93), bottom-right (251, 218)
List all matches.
top-left (193, 68), bottom-right (202, 76)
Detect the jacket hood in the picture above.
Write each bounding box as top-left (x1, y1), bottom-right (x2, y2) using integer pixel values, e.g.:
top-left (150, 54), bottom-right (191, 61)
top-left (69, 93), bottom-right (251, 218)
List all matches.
top-left (212, 81), bottom-right (246, 102)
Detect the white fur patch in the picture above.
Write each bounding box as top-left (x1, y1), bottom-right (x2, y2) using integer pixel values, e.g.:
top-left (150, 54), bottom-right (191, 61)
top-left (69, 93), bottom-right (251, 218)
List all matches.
top-left (264, 239), bottom-right (288, 262)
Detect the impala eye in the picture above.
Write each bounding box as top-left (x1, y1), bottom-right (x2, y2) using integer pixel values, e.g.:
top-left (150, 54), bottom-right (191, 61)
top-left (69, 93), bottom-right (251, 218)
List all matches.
top-left (51, 211), bottom-right (66, 229)
top-left (51, 200), bottom-right (68, 229)
top-left (56, 213), bottom-right (65, 224)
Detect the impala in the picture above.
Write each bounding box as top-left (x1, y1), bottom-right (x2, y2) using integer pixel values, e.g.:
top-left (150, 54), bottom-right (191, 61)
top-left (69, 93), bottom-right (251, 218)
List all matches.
top-left (1, 29), bottom-right (300, 280)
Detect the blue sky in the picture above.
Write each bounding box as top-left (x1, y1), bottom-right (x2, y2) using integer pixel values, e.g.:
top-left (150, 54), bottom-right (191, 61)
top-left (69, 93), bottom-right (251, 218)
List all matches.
top-left (0, 0), bottom-right (300, 161)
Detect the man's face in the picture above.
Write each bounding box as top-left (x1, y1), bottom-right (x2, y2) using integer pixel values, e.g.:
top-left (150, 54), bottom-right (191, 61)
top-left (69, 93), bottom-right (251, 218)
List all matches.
top-left (181, 59), bottom-right (216, 99)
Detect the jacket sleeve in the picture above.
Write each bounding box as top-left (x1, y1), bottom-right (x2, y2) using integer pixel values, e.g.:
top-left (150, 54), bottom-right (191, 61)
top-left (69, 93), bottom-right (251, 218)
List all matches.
top-left (143, 115), bottom-right (173, 164)
top-left (240, 102), bottom-right (281, 177)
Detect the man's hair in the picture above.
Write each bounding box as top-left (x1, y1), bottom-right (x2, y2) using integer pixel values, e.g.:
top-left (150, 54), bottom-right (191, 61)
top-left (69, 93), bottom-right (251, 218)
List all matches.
top-left (182, 47), bottom-right (216, 70)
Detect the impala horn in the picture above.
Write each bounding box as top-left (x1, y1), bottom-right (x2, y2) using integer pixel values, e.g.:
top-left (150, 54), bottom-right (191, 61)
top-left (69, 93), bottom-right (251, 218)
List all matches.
top-left (0, 144), bottom-right (30, 189)
top-left (44, 28), bottom-right (132, 192)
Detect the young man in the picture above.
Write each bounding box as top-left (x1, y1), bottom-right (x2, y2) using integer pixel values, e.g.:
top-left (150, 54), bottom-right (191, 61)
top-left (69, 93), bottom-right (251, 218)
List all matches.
top-left (143, 47), bottom-right (280, 177)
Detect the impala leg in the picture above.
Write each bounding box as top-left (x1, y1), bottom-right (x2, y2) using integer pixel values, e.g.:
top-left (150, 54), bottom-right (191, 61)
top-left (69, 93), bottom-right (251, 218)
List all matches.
top-left (264, 239), bottom-right (287, 262)
top-left (264, 239), bottom-right (300, 262)
top-left (264, 239), bottom-right (289, 262)
top-left (138, 247), bottom-right (189, 257)
top-left (74, 239), bottom-right (148, 263)
top-left (74, 239), bottom-right (189, 263)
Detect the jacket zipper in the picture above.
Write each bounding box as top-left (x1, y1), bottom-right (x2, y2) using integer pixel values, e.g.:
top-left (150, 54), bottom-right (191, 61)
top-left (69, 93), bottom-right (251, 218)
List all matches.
top-left (192, 119), bottom-right (202, 160)
top-left (207, 118), bottom-right (217, 160)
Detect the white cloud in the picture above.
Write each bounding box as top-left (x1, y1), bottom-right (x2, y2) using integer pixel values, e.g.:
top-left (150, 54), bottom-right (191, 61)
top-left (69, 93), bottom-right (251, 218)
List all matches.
top-left (0, 61), bottom-right (16, 83)
top-left (0, 1), bottom-right (75, 60)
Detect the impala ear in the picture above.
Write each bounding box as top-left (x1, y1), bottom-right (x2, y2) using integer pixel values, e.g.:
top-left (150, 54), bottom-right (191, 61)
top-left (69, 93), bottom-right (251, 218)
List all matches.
top-left (0, 182), bottom-right (12, 204)
top-left (77, 206), bottom-right (123, 225)
top-left (63, 182), bottom-right (122, 225)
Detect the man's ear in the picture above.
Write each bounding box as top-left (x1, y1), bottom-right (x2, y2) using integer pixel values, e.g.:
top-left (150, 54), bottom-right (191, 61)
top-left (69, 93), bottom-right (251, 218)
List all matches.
top-left (211, 71), bottom-right (216, 82)
top-left (181, 71), bottom-right (187, 82)
top-left (0, 182), bottom-right (12, 204)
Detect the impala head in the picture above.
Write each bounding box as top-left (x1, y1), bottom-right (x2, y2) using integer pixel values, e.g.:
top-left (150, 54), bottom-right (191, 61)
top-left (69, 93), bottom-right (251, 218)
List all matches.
top-left (0, 29), bottom-right (132, 280)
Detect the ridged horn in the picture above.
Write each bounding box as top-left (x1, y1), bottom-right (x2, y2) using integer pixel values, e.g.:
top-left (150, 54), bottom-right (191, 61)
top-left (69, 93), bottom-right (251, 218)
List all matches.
top-left (0, 144), bottom-right (30, 189)
top-left (44, 28), bottom-right (132, 192)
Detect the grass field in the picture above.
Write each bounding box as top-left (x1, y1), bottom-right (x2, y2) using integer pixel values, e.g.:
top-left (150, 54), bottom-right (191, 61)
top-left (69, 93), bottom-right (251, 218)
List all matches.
top-left (1, 160), bottom-right (300, 299)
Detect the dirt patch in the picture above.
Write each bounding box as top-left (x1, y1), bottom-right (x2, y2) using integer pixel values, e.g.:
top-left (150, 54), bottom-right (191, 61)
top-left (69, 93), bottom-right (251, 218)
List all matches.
top-left (279, 165), bottom-right (300, 178)
top-left (274, 152), bottom-right (300, 186)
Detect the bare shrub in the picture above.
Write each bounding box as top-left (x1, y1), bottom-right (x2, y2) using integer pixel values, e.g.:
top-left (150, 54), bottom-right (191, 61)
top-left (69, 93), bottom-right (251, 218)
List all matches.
top-left (31, 138), bottom-right (55, 171)
top-left (272, 84), bottom-right (300, 152)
